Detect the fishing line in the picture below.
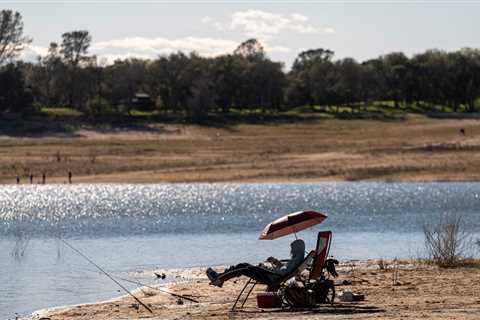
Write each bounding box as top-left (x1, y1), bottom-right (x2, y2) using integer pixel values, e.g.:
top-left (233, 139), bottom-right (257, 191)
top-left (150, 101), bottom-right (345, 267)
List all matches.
top-left (66, 258), bottom-right (201, 303)
top-left (112, 275), bottom-right (199, 303)
top-left (60, 238), bottom-right (153, 314)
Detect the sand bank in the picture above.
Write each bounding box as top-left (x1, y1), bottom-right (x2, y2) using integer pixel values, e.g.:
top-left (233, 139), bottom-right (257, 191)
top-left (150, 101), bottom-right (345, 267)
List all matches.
top-left (3, 116), bottom-right (480, 184)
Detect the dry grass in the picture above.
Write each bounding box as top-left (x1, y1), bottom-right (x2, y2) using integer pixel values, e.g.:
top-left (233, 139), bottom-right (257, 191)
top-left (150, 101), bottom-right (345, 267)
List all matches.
top-left (2, 115), bottom-right (480, 183)
top-left (423, 215), bottom-right (476, 268)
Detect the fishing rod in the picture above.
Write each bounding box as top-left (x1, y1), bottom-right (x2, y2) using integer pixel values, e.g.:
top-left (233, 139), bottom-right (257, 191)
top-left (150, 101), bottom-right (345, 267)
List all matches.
top-left (113, 275), bottom-right (199, 303)
top-left (60, 239), bottom-right (153, 314)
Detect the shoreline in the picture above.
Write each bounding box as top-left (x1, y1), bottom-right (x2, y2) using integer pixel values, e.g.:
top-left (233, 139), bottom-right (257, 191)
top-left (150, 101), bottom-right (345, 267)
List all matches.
top-left (4, 177), bottom-right (480, 187)
top-left (4, 173), bottom-right (480, 185)
top-left (19, 259), bottom-right (480, 320)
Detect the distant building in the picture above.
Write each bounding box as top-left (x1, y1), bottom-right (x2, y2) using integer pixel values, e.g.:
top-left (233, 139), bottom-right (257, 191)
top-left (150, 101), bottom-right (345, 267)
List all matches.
top-left (131, 93), bottom-right (154, 111)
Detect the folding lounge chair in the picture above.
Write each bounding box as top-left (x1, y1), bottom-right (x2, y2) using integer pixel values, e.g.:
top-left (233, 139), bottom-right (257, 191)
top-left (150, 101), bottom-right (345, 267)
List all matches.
top-left (309, 231), bottom-right (332, 280)
top-left (303, 231), bottom-right (335, 305)
top-left (279, 231), bottom-right (334, 308)
top-left (231, 250), bottom-right (316, 311)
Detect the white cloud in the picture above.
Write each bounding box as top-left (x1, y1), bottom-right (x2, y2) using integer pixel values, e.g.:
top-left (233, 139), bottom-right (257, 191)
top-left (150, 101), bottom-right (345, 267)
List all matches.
top-left (200, 16), bottom-right (212, 24)
top-left (20, 36), bottom-right (291, 64)
top-left (204, 10), bottom-right (335, 40)
top-left (19, 45), bottom-right (49, 62)
top-left (230, 10), bottom-right (288, 39)
top-left (290, 13), bottom-right (309, 23)
top-left (265, 44), bottom-right (291, 54)
top-left (323, 27), bottom-right (336, 34)
top-left (92, 36), bottom-right (239, 62)
top-left (201, 15), bottom-right (225, 31)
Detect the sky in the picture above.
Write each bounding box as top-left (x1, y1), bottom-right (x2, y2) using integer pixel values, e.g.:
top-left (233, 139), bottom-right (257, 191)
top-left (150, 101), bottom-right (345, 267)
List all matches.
top-left (3, 1), bottom-right (480, 68)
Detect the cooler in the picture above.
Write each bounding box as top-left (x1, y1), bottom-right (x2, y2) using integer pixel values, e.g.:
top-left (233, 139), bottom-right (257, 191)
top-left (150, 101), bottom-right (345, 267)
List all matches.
top-left (256, 292), bottom-right (283, 308)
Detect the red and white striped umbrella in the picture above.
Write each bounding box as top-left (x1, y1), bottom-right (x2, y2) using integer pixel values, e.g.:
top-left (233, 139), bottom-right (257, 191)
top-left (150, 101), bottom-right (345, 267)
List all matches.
top-left (259, 210), bottom-right (327, 240)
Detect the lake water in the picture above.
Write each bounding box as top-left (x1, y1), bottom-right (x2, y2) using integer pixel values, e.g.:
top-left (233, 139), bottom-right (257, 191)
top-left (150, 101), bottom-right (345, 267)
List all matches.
top-left (1, 183), bottom-right (479, 319)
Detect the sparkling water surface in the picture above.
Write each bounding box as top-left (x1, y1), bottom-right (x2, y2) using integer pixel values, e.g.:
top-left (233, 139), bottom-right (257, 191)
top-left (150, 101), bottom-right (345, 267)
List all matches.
top-left (1, 182), bottom-right (479, 319)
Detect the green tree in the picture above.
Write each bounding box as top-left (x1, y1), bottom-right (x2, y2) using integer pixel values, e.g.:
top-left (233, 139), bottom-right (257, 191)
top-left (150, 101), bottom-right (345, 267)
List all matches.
top-left (210, 54), bottom-right (243, 113)
top-left (61, 30), bottom-right (91, 66)
top-left (447, 49), bottom-right (480, 112)
top-left (149, 52), bottom-right (193, 113)
top-left (0, 63), bottom-right (33, 114)
top-left (359, 61), bottom-right (382, 108)
top-left (60, 30), bottom-right (92, 109)
top-left (409, 50), bottom-right (448, 110)
top-left (184, 54), bottom-right (214, 120)
top-left (234, 38), bottom-right (265, 60)
top-left (232, 40), bottom-right (285, 113)
top-left (334, 58), bottom-right (362, 108)
top-left (104, 58), bottom-right (150, 113)
top-left (28, 42), bottom-right (68, 106)
top-left (292, 48), bottom-right (334, 71)
top-left (287, 49), bottom-right (335, 108)
top-left (0, 10), bottom-right (31, 64)
top-left (249, 58), bottom-right (285, 112)
top-left (381, 52), bottom-right (410, 108)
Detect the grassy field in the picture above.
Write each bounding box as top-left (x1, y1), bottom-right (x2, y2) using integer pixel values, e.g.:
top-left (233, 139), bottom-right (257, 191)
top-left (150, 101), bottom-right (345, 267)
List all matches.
top-left (2, 113), bottom-right (480, 184)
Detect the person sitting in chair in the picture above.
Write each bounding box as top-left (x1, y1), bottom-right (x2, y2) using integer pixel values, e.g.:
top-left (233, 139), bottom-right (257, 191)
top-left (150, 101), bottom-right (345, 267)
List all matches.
top-left (206, 239), bottom-right (305, 288)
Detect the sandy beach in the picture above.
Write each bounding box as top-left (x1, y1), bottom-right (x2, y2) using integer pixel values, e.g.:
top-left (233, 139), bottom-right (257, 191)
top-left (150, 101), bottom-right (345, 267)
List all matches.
top-left (21, 259), bottom-right (480, 320)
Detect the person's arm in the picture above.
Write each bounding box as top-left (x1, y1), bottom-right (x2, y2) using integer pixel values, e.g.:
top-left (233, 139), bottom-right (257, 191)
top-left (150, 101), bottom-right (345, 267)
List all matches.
top-left (266, 256), bottom-right (284, 269)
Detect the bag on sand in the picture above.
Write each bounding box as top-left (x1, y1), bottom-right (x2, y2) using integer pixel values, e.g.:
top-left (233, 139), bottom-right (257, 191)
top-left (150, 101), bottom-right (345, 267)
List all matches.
top-left (283, 281), bottom-right (316, 308)
top-left (284, 277), bottom-right (336, 307)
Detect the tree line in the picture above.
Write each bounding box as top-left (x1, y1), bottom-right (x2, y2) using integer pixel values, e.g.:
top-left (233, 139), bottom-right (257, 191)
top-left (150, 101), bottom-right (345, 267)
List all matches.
top-left (1, 9), bottom-right (480, 122)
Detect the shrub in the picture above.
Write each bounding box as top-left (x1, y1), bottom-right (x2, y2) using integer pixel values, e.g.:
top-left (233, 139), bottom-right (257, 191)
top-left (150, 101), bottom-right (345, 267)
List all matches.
top-left (84, 96), bottom-right (115, 117)
top-left (0, 64), bottom-right (34, 115)
top-left (423, 214), bottom-right (474, 267)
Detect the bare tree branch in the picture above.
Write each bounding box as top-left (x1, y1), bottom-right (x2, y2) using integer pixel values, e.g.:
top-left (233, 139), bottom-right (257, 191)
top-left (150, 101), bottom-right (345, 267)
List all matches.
top-left (0, 10), bottom-right (31, 64)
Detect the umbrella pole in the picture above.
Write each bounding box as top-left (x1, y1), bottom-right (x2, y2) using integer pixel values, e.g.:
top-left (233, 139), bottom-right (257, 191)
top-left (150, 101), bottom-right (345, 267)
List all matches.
top-left (292, 225), bottom-right (298, 240)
